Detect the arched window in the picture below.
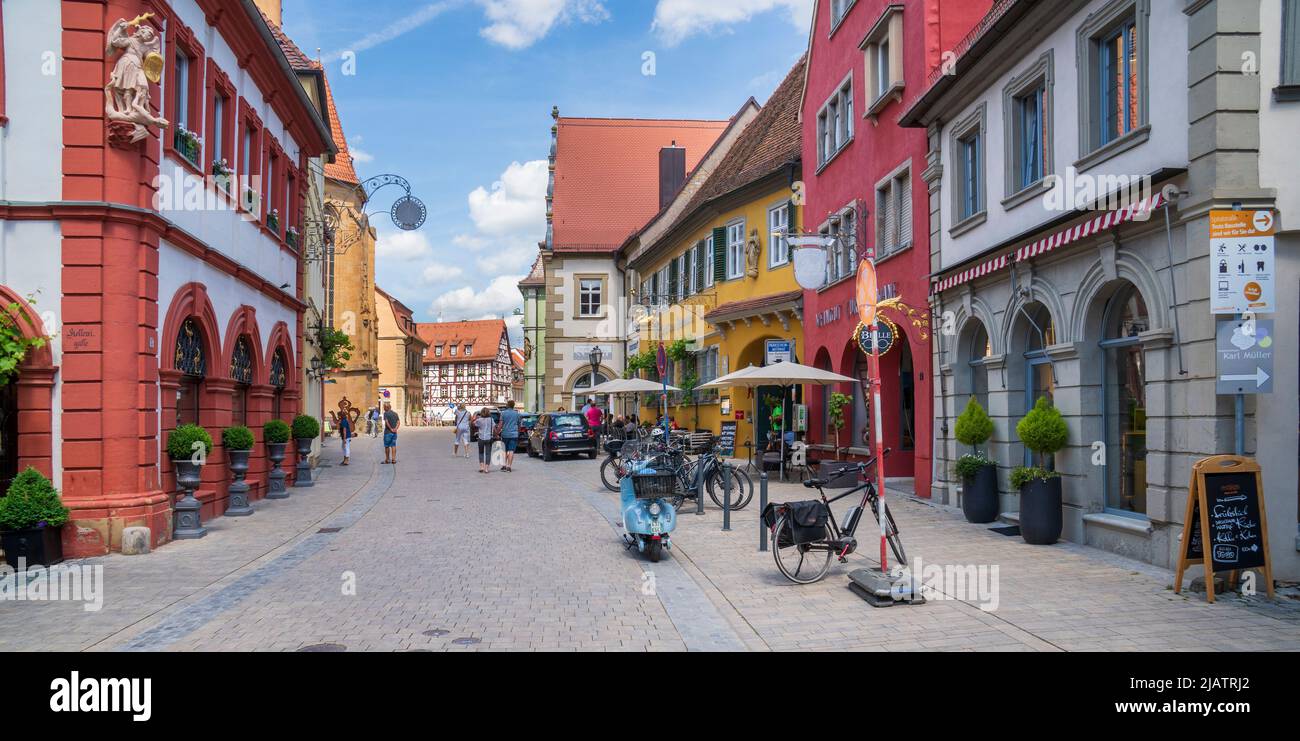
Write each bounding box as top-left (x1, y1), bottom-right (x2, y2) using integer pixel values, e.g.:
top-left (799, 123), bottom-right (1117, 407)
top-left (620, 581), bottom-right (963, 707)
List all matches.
top-left (269, 348), bottom-right (287, 419)
top-left (230, 336), bottom-right (253, 426)
top-left (175, 318), bottom-right (206, 426)
top-left (571, 372), bottom-right (609, 410)
top-left (1100, 283), bottom-right (1149, 516)
top-left (967, 323), bottom-right (992, 409)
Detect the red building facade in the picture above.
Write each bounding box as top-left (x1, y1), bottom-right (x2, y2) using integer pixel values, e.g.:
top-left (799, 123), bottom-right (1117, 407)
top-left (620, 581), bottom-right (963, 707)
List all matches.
top-left (799, 0), bottom-right (989, 497)
top-left (0, 0), bottom-right (333, 556)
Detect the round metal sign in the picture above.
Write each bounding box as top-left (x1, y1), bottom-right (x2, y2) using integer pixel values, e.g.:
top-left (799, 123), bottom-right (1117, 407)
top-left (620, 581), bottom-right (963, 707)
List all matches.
top-left (391, 195), bottom-right (427, 231)
top-left (855, 318), bottom-right (898, 357)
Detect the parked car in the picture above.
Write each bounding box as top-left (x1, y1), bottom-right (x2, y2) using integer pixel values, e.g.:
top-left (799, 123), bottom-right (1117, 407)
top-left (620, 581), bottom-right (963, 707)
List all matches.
top-left (518, 414), bottom-right (539, 453)
top-left (529, 412), bottom-right (597, 461)
top-left (469, 409), bottom-right (500, 443)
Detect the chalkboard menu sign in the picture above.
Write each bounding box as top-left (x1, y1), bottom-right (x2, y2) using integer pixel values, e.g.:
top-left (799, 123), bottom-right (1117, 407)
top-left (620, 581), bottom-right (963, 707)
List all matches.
top-left (718, 422), bottom-right (737, 458)
top-left (1174, 456), bottom-right (1274, 603)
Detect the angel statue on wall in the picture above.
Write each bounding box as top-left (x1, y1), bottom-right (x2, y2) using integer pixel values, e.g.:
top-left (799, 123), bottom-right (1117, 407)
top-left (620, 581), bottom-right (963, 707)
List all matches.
top-left (105, 13), bottom-right (169, 147)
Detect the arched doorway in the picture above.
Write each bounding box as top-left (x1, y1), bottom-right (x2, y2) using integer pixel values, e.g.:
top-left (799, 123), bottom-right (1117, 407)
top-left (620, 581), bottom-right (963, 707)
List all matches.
top-left (270, 348), bottom-right (288, 419)
top-left (571, 371), bottom-right (610, 412)
top-left (175, 318), bottom-right (207, 426)
top-left (230, 336), bottom-right (254, 425)
top-left (1097, 282), bottom-right (1150, 516)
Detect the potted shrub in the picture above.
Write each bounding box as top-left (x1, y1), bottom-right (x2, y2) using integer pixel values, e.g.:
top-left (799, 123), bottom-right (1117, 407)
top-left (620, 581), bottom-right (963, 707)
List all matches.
top-left (167, 423), bottom-right (213, 540)
top-left (827, 392), bottom-right (851, 460)
top-left (1012, 397), bottom-right (1069, 545)
top-left (263, 419), bottom-right (291, 500)
top-left (954, 397), bottom-right (998, 523)
top-left (222, 426), bottom-right (255, 517)
top-left (291, 414), bottom-right (320, 488)
top-left (0, 467), bottom-right (70, 567)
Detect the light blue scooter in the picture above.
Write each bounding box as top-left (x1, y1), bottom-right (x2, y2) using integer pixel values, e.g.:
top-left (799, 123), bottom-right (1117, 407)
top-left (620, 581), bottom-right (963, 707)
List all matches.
top-left (619, 460), bottom-right (677, 562)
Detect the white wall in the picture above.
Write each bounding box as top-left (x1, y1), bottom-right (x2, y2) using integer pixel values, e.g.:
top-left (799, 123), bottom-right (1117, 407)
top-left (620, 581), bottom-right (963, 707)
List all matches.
top-left (939, 0), bottom-right (1189, 269)
top-left (0, 0), bottom-right (63, 201)
top-left (1259, 0), bottom-right (1300, 223)
top-left (0, 219), bottom-right (63, 483)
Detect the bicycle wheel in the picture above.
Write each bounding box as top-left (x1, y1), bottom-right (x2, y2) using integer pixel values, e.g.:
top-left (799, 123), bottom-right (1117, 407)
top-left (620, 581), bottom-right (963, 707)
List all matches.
top-left (867, 497), bottom-right (907, 566)
top-left (599, 457), bottom-right (624, 492)
top-left (771, 514), bottom-right (834, 584)
top-left (706, 466), bottom-right (748, 510)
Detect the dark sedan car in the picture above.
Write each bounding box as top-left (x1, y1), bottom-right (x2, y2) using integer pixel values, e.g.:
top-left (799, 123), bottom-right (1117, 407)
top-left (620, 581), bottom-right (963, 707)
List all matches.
top-left (517, 414), bottom-right (539, 453)
top-left (528, 412), bottom-right (597, 461)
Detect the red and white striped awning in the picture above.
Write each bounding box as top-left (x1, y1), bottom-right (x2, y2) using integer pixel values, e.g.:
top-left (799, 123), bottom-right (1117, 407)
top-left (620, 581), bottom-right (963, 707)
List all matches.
top-left (932, 191), bottom-right (1168, 294)
top-left (1015, 192), bottom-right (1166, 261)
top-left (933, 254), bottom-right (1011, 293)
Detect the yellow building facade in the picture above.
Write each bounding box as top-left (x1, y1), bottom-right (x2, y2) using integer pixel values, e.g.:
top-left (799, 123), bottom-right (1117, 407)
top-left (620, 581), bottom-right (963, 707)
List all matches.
top-left (621, 58), bottom-right (806, 456)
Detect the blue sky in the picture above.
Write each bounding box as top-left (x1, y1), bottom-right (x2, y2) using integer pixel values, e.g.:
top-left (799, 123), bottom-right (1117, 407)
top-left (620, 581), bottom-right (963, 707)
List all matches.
top-left (281, 0), bottom-right (812, 342)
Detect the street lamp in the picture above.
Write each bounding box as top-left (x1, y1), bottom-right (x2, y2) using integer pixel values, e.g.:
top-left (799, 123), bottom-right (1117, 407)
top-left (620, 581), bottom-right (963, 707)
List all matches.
top-left (587, 345), bottom-right (603, 404)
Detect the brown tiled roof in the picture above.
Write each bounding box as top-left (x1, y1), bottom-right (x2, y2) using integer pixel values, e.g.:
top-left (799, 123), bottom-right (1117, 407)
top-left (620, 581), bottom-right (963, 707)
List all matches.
top-left (321, 72), bottom-right (359, 185)
top-left (262, 11), bottom-right (315, 71)
top-left (703, 290), bottom-right (803, 323)
top-left (552, 118), bottom-right (729, 252)
top-left (415, 320), bottom-right (509, 364)
top-left (517, 253), bottom-right (545, 287)
top-left (668, 57), bottom-right (805, 234)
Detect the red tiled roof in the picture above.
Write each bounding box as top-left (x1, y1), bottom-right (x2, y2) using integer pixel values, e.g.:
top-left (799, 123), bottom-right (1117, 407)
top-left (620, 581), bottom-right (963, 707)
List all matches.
top-left (262, 11), bottom-right (315, 71)
top-left (321, 72), bottom-right (359, 185)
top-left (669, 57), bottom-right (804, 233)
top-left (703, 290), bottom-right (803, 323)
top-left (415, 320), bottom-right (509, 364)
top-left (552, 118), bottom-right (730, 252)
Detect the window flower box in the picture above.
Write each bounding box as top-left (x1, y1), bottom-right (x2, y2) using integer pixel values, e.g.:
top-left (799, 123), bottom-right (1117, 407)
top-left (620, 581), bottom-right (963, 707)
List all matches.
top-left (173, 126), bottom-right (202, 168)
top-left (266, 209), bottom-right (281, 234)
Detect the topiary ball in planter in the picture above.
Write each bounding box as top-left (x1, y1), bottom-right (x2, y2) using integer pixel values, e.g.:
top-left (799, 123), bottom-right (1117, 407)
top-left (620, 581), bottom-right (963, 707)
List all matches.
top-left (0, 467), bottom-right (71, 567)
top-left (263, 419), bottom-right (291, 444)
top-left (166, 424), bottom-right (213, 463)
top-left (222, 425), bottom-right (254, 451)
top-left (1017, 397), bottom-right (1068, 462)
top-left (1014, 397), bottom-right (1068, 545)
top-left (291, 414), bottom-right (320, 440)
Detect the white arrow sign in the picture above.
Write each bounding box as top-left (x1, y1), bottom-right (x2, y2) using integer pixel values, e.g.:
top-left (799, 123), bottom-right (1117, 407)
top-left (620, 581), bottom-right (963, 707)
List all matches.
top-left (1220, 367), bottom-right (1271, 388)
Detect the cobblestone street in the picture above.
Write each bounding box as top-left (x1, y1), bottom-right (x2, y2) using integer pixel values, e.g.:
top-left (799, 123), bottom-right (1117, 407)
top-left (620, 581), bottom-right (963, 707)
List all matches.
top-left (2, 428), bottom-right (1297, 652)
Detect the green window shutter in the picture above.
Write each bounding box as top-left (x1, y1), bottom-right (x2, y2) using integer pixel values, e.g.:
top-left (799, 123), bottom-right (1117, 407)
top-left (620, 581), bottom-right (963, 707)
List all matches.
top-left (712, 227), bottom-right (727, 282)
top-left (694, 240), bottom-right (706, 290)
top-left (786, 200), bottom-right (796, 235)
top-left (669, 259), bottom-right (679, 301)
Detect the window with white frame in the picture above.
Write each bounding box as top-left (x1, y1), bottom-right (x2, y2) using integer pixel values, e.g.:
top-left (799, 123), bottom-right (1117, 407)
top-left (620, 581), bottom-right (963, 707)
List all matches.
top-left (705, 235), bottom-right (716, 288)
top-left (677, 254), bottom-right (688, 300)
top-left (816, 75), bottom-right (854, 166)
top-left (831, 0), bottom-right (855, 28)
top-left (862, 6), bottom-right (904, 114)
top-left (725, 221), bottom-right (746, 280)
top-left (823, 210), bottom-right (857, 284)
top-left (579, 278), bottom-right (602, 316)
top-left (173, 51), bottom-right (191, 131)
top-left (875, 166), bottom-right (911, 257)
top-left (768, 203), bottom-right (790, 268)
top-left (687, 247), bottom-right (697, 295)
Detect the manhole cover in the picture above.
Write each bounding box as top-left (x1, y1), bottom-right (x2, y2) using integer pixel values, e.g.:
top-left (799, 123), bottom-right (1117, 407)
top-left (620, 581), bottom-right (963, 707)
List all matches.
top-left (422, 629), bottom-right (449, 637)
top-left (298, 643), bottom-right (347, 652)
top-left (317, 527), bottom-right (342, 534)
top-left (451, 637), bottom-right (481, 645)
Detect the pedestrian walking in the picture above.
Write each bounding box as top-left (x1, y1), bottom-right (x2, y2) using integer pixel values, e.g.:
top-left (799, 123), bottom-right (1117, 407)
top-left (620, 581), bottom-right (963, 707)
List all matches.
top-left (369, 407), bottom-right (380, 438)
top-left (338, 411), bottom-right (354, 466)
top-left (497, 400), bottom-right (521, 472)
top-left (453, 403), bottom-right (471, 458)
top-left (474, 408), bottom-right (495, 474)
top-left (382, 402), bottom-right (401, 464)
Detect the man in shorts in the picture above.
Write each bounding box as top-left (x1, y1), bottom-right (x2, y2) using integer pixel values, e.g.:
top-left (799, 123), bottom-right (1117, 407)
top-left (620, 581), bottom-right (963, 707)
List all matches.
top-left (382, 402), bottom-right (401, 464)
top-left (497, 400), bottom-right (521, 472)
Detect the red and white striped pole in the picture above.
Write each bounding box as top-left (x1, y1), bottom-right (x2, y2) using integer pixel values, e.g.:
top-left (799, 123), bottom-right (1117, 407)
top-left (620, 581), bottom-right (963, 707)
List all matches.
top-left (856, 259), bottom-right (889, 574)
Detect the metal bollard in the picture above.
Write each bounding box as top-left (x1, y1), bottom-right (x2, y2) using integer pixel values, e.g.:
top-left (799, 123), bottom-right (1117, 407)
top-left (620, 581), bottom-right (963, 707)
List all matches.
top-left (758, 472), bottom-right (769, 552)
top-left (722, 467), bottom-right (732, 532)
top-left (695, 473), bottom-right (705, 516)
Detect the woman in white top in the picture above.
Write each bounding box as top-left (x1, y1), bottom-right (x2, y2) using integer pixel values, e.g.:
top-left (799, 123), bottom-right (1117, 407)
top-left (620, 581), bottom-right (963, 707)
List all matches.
top-left (453, 403), bottom-right (471, 458)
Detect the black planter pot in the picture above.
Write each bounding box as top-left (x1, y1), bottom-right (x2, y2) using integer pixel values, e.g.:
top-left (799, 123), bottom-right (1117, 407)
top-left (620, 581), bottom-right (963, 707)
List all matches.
top-left (225, 449), bottom-right (254, 516)
top-left (293, 438), bottom-right (314, 488)
top-left (1020, 476), bottom-right (1062, 545)
top-left (265, 442), bottom-right (289, 499)
top-left (1, 525), bottom-right (64, 568)
top-left (171, 457), bottom-right (207, 540)
top-left (961, 463), bottom-right (1000, 524)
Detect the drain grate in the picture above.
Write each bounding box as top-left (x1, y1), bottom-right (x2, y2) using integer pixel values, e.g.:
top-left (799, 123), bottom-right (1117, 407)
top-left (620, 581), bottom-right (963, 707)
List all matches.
top-left (451, 637), bottom-right (481, 645)
top-left (989, 525), bottom-right (1020, 537)
top-left (422, 629), bottom-right (449, 637)
top-left (298, 643), bottom-right (347, 652)
top-left (317, 527), bottom-right (343, 534)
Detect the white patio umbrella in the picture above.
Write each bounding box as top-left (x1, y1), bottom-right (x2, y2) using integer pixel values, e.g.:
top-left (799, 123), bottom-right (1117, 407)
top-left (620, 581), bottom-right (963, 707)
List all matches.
top-left (700, 361), bottom-right (857, 478)
top-left (586, 378), bottom-right (681, 427)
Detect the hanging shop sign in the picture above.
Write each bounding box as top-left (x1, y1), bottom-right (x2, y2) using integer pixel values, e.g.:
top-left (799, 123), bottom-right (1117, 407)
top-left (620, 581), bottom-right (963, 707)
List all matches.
top-left (855, 317), bottom-right (898, 357)
top-left (1216, 318), bottom-right (1274, 395)
top-left (1209, 210), bottom-right (1275, 315)
top-left (1174, 455), bottom-right (1274, 602)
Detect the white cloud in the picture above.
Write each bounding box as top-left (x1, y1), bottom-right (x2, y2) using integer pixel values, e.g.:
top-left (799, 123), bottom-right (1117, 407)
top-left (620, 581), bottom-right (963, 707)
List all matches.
top-left (350, 148), bottom-right (375, 164)
top-left (431, 275), bottom-right (527, 320)
top-left (651, 0), bottom-right (813, 46)
top-left (376, 230), bottom-right (434, 261)
top-left (325, 1), bottom-right (459, 61)
top-left (467, 159), bottom-right (549, 236)
top-left (477, 0), bottom-right (610, 49)
top-left (422, 262), bottom-right (465, 283)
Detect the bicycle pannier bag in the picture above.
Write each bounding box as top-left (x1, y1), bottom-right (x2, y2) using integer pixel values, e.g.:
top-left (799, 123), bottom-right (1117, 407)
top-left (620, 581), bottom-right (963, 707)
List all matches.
top-left (762, 503), bottom-right (794, 548)
top-left (787, 500), bottom-right (829, 545)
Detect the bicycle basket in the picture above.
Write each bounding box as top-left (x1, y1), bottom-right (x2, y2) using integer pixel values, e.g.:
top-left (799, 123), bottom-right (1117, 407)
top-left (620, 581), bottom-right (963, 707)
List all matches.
top-left (631, 472), bottom-right (676, 500)
top-left (604, 439), bottom-right (624, 455)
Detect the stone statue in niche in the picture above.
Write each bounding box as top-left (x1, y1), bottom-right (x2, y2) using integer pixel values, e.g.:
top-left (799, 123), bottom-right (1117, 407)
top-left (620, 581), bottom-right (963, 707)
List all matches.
top-left (745, 228), bottom-right (762, 278)
top-left (105, 14), bottom-right (169, 147)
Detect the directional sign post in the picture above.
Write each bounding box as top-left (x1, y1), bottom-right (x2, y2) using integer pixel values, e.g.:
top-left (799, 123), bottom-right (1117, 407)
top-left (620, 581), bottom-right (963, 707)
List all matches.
top-left (1216, 319), bottom-right (1274, 395)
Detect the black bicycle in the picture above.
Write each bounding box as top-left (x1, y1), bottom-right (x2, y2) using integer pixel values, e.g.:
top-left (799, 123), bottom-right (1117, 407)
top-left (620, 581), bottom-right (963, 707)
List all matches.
top-left (765, 456), bottom-right (905, 585)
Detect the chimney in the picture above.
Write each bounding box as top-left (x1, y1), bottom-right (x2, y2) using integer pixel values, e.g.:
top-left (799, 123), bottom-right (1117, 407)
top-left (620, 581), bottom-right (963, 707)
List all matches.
top-left (658, 143), bottom-right (686, 210)
top-left (253, 0), bottom-right (283, 26)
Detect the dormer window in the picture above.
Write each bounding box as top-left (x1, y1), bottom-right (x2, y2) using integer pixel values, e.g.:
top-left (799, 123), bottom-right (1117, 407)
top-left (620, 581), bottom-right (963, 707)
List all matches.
top-left (464, 344), bottom-right (473, 355)
top-left (450, 345), bottom-right (458, 357)
top-left (435, 345), bottom-right (443, 357)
